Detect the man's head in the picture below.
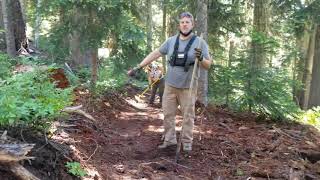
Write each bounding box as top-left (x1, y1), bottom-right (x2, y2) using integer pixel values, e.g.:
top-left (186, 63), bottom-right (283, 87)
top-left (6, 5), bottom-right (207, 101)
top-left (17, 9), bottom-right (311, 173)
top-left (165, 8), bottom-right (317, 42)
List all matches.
top-left (178, 12), bottom-right (194, 37)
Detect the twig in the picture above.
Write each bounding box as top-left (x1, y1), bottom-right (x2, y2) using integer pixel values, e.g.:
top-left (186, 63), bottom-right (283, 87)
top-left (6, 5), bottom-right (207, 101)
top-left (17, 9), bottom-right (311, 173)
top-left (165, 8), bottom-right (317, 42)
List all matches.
top-left (160, 157), bottom-right (192, 169)
top-left (34, 143), bottom-right (48, 152)
top-left (1, 130), bottom-right (7, 140)
top-left (218, 122), bottom-right (233, 132)
top-left (64, 63), bottom-right (74, 75)
top-left (20, 129), bottom-right (26, 143)
top-left (272, 126), bottom-right (300, 140)
top-left (83, 138), bottom-right (99, 162)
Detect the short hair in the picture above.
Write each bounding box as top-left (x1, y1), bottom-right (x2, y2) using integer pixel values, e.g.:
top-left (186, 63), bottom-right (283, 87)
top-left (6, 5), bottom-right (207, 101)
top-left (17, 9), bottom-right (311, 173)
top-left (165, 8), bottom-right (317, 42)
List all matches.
top-left (179, 12), bottom-right (194, 23)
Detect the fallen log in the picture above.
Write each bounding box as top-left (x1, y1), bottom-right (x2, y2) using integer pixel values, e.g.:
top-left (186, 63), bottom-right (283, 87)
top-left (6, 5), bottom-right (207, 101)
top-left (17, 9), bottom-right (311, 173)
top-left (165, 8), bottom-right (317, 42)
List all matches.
top-left (9, 163), bottom-right (40, 180)
top-left (299, 150), bottom-right (320, 164)
top-left (0, 131), bottom-right (39, 179)
top-left (0, 144), bottom-right (35, 162)
top-left (0, 143), bottom-right (40, 180)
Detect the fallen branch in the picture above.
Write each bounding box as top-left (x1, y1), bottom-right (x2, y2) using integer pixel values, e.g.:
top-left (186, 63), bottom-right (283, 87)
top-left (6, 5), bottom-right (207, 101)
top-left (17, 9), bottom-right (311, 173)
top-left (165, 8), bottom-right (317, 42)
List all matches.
top-left (0, 144), bottom-right (35, 162)
top-left (9, 163), bottom-right (40, 180)
top-left (272, 126), bottom-right (300, 140)
top-left (0, 143), bottom-right (39, 180)
top-left (62, 105), bottom-right (96, 121)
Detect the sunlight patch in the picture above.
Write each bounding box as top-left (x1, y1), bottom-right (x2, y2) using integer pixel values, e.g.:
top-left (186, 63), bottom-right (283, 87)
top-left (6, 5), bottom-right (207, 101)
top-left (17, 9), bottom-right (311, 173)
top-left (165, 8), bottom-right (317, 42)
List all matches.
top-left (147, 125), bottom-right (164, 133)
top-left (125, 99), bottom-right (147, 108)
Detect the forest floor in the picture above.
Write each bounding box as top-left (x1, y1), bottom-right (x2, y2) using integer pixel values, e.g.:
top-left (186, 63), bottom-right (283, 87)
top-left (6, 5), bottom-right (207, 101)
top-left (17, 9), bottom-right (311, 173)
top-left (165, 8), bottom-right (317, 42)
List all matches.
top-left (2, 84), bottom-right (320, 180)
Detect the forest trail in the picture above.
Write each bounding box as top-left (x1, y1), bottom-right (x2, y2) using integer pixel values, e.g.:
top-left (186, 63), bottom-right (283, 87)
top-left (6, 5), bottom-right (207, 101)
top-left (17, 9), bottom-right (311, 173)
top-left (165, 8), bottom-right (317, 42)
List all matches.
top-left (60, 85), bottom-right (320, 180)
top-left (2, 85), bottom-right (320, 180)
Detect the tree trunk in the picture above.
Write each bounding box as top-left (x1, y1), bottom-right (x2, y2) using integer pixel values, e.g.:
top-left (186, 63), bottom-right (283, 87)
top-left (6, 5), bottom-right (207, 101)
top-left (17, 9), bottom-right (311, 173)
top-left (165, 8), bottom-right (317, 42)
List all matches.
top-left (0, 2), bottom-right (6, 51)
top-left (295, 22), bottom-right (312, 106)
top-left (11, 0), bottom-right (27, 51)
top-left (146, 0), bottom-right (152, 52)
top-left (69, 8), bottom-right (92, 67)
top-left (226, 40), bottom-right (235, 105)
top-left (167, 14), bottom-right (177, 37)
top-left (196, 0), bottom-right (208, 41)
top-left (252, 0), bottom-right (270, 68)
top-left (161, 0), bottom-right (167, 74)
top-left (300, 24), bottom-right (316, 109)
top-left (248, 0), bottom-right (270, 110)
top-left (18, 0), bottom-right (26, 22)
top-left (1, 0), bottom-right (16, 56)
top-left (196, 0), bottom-right (209, 106)
top-left (308, 25), bottom-right (320, 108)
top-left (34, 0), bottom-right (41, 48)
top-left (90, 48), bottom-right (98, 93)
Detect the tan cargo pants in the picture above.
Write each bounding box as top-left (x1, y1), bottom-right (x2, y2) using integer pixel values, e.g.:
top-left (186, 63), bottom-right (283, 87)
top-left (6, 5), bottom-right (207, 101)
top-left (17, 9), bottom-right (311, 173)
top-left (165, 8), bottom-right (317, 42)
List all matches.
top-left (162, 84), bottom-right (197, 145)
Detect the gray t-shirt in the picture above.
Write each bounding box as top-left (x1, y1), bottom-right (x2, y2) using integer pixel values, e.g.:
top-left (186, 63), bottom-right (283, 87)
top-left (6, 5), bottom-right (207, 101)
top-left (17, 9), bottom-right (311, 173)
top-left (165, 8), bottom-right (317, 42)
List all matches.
top-left (159, 34), bottom-right (210, 88)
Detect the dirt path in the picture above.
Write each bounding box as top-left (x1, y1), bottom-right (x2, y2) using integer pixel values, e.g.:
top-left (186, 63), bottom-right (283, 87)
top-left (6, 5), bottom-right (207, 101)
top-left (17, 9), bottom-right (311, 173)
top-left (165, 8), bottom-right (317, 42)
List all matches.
top-left (50, 85), bottom-right (318, 180)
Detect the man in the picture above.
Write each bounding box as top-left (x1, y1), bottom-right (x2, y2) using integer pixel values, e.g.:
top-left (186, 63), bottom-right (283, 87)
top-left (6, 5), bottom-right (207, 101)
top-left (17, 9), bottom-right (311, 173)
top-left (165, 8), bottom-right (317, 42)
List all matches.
top-left (146, 63), bottom-right (164, 106)
top-left (128, 12), bottom-right (212, 152)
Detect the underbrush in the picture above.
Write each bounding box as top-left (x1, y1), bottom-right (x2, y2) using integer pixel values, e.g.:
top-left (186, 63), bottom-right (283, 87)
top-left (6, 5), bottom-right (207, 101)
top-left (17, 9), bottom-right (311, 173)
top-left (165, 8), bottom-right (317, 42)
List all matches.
top-left (0, 55), bottom-right (73, 129)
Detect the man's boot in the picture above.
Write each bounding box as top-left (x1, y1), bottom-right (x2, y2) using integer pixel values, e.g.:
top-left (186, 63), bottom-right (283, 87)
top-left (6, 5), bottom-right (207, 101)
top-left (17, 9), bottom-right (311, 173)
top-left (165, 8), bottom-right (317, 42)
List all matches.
top-left (158, 141), bottom-right (177, 149)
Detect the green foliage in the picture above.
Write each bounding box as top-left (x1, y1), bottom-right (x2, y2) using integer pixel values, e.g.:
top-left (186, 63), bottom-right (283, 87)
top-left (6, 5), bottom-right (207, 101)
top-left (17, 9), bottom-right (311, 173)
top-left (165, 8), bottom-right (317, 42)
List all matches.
top-left (108, 12), bottom-right (147, 68)
top-left (298, 107), bottom-right (320, 130)
top-left (0, 53), bottom-right (16, 80)
top-left (65, 162), bottom-right (87, 177)
top-left (74, 67), bottom-right (92, 84)
top-left (95, 59), bottom-right (130, 93)
top-left (0, 70), bottom-right (73, 127)
top-left (211, 62), bottom-right (299, 120)
top-left (36, 0), bottom-right (148, 68)
top-left (251, 31), bottom-right (280, 55)
top-left (242, 68), bottom-right (299, 119)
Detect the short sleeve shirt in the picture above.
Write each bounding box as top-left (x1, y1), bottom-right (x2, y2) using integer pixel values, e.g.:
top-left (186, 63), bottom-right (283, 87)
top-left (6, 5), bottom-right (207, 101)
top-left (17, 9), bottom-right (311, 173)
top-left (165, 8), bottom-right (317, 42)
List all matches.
top-left (159, 34), bottom-right (210, 88)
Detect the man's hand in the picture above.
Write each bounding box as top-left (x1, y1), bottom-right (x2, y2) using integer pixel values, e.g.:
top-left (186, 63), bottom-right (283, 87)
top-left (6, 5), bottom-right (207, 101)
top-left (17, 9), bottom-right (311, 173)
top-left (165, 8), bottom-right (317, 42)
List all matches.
top-left (127, 66), bottom-right (140, 77)
top-left (194, 48), bottom-right (203, 61)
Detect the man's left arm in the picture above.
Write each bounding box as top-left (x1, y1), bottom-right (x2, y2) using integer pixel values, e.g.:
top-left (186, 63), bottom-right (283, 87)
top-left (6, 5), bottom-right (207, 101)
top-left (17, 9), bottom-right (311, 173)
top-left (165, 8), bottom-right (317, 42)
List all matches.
top-left (200, 58), bottom-right (212, 70)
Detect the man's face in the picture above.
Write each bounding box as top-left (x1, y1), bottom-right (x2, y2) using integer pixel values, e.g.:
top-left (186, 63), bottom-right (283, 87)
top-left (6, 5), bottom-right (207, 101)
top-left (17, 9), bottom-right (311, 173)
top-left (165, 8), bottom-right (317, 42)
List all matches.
top-left (179, 17), bottom-right (193, 34)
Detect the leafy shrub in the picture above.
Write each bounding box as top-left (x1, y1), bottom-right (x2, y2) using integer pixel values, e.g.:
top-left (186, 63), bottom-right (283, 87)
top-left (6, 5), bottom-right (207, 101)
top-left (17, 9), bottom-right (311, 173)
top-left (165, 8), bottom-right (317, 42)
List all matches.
top-left (0, 53), bottom-right (16, 80)
top-left (65, 162), bottom-right (87, 177)
top-left (0, 69), bottom-right (73, 127)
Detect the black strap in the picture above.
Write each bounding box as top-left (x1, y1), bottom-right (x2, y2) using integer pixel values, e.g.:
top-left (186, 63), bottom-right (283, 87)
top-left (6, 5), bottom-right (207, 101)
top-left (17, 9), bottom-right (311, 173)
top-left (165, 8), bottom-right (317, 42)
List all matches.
top-left (172, 34), bottom-right (197, 66)
top-left (172, 34), bottom-right (196, 56)
top-left (184, 35), bottom-right (197, 55)
top-left (183, 35), bottom-right (197, 71)
top-left (172, 34), bottom-right (180, 66)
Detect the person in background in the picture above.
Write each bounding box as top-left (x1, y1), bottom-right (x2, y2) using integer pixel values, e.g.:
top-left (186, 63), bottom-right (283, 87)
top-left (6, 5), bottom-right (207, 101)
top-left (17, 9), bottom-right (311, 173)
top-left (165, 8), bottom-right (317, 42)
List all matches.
top-left (146, 63), bottom-right (164, 106)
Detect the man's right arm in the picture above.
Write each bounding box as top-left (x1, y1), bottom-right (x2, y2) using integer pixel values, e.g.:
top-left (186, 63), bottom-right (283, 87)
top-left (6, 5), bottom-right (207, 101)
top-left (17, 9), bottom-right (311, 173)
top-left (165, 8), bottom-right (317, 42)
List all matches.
top-left (137, 50), bottom-right (162, 69)
top-left (128, 38), bottom-right (169, 76)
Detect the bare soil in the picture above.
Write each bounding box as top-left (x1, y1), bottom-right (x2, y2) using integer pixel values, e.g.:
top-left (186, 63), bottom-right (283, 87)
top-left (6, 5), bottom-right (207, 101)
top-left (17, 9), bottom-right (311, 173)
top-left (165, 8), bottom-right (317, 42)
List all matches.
top-left (2, 84), bottom-right (320, 180)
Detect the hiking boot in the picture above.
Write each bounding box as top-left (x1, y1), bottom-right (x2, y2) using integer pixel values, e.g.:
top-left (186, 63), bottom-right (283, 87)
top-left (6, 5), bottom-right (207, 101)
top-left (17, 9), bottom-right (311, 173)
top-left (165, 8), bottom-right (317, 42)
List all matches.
top-left (158, 141), bottom-right (177, 149)
top-left (183, 143), bottom-right (192, 152)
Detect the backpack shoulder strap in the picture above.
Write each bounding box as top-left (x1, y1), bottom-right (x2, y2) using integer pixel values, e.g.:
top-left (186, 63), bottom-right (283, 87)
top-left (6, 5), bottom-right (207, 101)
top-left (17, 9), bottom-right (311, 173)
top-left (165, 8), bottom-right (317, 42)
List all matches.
top-left (184, 35), bottom-right (197, 53)
top-left (173, 34), bottom-right (180, 55)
